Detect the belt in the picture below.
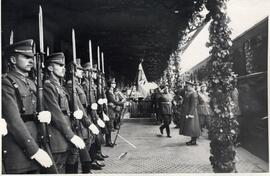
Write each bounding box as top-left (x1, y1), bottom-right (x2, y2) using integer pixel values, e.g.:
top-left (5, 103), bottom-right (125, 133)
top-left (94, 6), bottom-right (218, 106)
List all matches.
top-left (21, 114), bottom-right (37, 122)
top-left (160, 102), bottom-right (171, 104)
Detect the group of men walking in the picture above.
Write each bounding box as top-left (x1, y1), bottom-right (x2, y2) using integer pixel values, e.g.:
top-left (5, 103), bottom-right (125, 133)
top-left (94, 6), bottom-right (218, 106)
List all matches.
top-left (154, 81), bottom-right (208, 145)
top-left (1, 39), bottom-right (127, 174)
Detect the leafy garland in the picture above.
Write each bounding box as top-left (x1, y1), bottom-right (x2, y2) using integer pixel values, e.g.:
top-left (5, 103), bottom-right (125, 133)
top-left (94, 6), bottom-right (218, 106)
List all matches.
top-left (206, 0), bottom-right (239, 173)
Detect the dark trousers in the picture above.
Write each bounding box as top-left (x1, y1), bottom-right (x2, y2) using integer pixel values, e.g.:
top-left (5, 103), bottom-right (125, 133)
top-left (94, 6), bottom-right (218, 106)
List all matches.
top-left (52, 152), bottom-right (69, 173)
top-left (89, 138), bottom-right (99, 161)
top-left (105, 131), bottom-right (112, 144)
top-left (160, 115), bottom-right (171, 136)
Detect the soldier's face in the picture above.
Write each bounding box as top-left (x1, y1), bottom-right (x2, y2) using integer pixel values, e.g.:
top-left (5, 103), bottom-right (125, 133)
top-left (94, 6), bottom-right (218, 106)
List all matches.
top-left (76, 68), bottom-right (83, 79)
top-left (52, 63), bottom-right (65, 78)
top-left (111, 83), bottom-right (116, 88)
top-left (92, 71), bottom-right (97, 79)
top-left (12, 54), bottom-right (34, 73)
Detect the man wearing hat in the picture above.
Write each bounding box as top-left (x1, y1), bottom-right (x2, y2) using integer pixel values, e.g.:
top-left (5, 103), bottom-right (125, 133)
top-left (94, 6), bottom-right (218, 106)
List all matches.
top-left (158, 84), bottom-right (174, 138)
top-left (66, 59), bottom-right (102, 172)
top-left (2, 39), bottom-right (53, 173)
top-left (43, 53), bottom-right (87, 173)
top-left (82, 62), bottom-right (109, 165)
top-left (180, 81), bottom-right (201, 145)
top-left (106, 78), bottom-right (125, 147)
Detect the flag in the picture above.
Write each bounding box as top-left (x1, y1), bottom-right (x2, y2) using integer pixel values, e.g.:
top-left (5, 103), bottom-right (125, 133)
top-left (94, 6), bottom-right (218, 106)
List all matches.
top-left (136, 63), bottom-right (149, 98)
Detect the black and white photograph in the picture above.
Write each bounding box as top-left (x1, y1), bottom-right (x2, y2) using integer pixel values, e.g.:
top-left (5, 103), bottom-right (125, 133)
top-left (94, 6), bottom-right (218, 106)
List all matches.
top-left (1, 0), bottom-right (269, 174)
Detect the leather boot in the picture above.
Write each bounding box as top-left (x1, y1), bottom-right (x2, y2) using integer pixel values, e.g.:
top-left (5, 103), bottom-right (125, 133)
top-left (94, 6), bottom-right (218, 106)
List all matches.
top-left (65, 162), bottom-right (78, 173)
top-left (81, 161), bottom-right (92, 173)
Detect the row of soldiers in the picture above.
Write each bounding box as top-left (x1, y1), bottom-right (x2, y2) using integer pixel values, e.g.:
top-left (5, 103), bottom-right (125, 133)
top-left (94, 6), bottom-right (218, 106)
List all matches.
top-left (2, 39), bottom-right (127, 174)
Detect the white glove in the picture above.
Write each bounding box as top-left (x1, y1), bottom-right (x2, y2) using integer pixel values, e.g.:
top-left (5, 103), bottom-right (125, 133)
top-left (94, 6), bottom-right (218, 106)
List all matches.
top-left (38, 111), bottom-right (51, 124)
top-left (73, 109), bottom-right (83, 120)
top-left (124, 101), bottom-right (130, 107)
top-left (186, 115), bottom-right (194, 119)
top-left (70, 135), bottom-right (86, 149)
top-left (97, 118), bottom-right (105, 128)
top-left (98, 99), bottom-right (103, 105)
top-left (103, 98), bottom-right (108, 105)
top-left (91, 103), bottom-right (98, 110)
top-left (89, 123), bottom-right (99, 134)
top-left (0, 118), bottom-right (8, 136)
top-left (31, 149), bottom-right (53, 168)
top-left (103, 112), bottom-right (110, 121)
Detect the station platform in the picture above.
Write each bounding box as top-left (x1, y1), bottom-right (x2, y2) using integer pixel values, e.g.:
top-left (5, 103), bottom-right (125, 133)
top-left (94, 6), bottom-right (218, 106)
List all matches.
top-left (93, 118), bottom-right (269, 174)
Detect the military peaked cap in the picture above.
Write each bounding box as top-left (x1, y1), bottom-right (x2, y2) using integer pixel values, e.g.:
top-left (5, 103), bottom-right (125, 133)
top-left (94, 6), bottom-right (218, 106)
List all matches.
top-left (107, 78), bottom-right (116, 85)
top-left (45, 52), bottom-right (65, 66)
top-left (83, 62), bottom-right (98, 71)
top-left (83, 62), bottom-right (91, 70)
top-left (6, 39), bottom-right (35, 57)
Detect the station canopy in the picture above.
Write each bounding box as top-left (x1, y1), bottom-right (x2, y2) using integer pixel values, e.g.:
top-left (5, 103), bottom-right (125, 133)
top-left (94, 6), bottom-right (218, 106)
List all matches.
top-left (2, 0), bottom-right (206, 83)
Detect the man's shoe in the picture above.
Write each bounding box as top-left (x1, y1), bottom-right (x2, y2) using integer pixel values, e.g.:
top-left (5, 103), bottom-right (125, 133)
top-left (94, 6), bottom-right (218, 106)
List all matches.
top-left (105, 143), bottom-right (114, 147)
top-left (159, 127), bottom-right (163, 135)
top-left (167, 135), bottom-right (172, 138)
top-left (100, 153), bottom-right (109, 158)
top-left (95, 160), bottom-right (105, 167)
top-left (95, 153), bottom-right (104, 161)
top-left (91, 162), bottom-right (102, 170)
top-left (186, 140), bottom-right (197, 146)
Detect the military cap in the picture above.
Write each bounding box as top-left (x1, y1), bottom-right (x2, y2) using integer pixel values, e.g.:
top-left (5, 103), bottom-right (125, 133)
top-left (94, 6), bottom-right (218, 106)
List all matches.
top-left (92, 64), bottom-right (98, 71)
top-left (107, 78), bottom-right (116, 85)
top-left (83, 62), bottom-right (91, 70)
top-left (76, 58), bottom-right (83, 69)
top-left (6, 39), bottom-right (35, 57)
top-left (185, 81), bottom-right (195, 86)
top-left (45, 52), bottom-right (65, 66)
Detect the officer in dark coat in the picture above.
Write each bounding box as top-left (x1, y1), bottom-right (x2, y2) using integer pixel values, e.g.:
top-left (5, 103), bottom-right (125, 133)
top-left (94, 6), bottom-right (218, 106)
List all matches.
top-left (43, 53), bottom-right (86, 173)
top-left (2, 39), bottom-right (53, 173)
top-left (106, 78), bottom-right (125, 147)
top-left (158, 84), bottom-right (173, 138)
top-left (180, 81), bottom-right (201, 145)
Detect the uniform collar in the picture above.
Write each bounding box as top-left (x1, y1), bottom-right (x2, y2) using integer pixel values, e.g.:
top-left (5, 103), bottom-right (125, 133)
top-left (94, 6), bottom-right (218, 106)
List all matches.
top-left (48, 75), bottom-right (61, 86)
top-left (9, 70), bottom-right (29, 81)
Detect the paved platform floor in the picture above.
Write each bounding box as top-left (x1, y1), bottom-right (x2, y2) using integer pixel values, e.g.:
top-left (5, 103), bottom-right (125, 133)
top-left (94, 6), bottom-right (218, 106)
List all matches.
top-left (93, 119), bottom-right (269, 174)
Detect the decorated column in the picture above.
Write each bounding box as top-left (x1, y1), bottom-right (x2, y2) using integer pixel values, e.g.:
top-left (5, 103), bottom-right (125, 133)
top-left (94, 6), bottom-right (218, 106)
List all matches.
top-left (206, 0), bottom-right (239, 173)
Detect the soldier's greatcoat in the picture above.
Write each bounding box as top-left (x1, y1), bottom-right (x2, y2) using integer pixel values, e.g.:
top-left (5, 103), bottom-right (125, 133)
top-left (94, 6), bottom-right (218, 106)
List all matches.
top-left (43, 77), bottom-right (75, 153)
top-left (180, 89), bottom-right (201, 137)
top-left (2, 71), bottom-right (40, 173)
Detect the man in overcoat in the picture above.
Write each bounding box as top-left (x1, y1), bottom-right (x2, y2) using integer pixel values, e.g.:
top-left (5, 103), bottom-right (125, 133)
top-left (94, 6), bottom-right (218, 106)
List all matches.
top-left (180, 81), bottom-right (201, 145)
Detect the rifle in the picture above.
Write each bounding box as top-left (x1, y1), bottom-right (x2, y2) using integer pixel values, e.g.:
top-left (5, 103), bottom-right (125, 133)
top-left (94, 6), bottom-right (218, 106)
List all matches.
top-left (100, 52), bottom-right (109, 114)
top-left (37, 5), bottom-right (58, 173)
top-left (112, 62), bottom-right (140, 145)
top-left (70, 29), bottom-right (81, 135)
top-left (96, 46), bottom-right (104, 117)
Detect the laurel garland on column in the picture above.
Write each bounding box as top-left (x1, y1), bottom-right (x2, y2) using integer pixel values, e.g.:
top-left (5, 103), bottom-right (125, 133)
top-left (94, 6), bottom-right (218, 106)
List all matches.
top-left (205, 0), bottom-right (239, 173)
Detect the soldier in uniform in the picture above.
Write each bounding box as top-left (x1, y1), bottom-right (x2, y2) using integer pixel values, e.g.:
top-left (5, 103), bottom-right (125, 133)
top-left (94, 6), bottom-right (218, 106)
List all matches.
top-left (65, 59), bottom-right (101, 172)
top-left (2, 39), bottom-right (53, 173)
top-left (82, 63), bottom-right (109, 165)
top-left (158, 84), bottom-right (174, 138)
top-left (43, 53), bottom-right (86, 173)
top-left (106, 78), bottom-right (125, 147)
top-left (180, 81), bottom-right (201, 145)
